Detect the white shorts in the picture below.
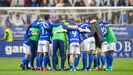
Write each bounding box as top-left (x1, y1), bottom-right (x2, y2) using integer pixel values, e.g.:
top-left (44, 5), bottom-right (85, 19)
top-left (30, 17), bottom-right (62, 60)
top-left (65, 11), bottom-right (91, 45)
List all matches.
top-left (37, 40), bottom-right (50, 53)
top-left (81, 37), bottom-right (95, 52)
top-left (23, 44), bottom-right (31, 54)
top-left (108, 43), bottom-right (116, 51)
top-left (100, 42), bottom-right (108, 52)
top-left (68, 43), bottom-right (80, 54)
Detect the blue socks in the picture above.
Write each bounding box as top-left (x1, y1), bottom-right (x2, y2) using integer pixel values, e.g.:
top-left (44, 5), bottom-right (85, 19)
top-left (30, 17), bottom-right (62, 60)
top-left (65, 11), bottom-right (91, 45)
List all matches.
top-left (39, 55), bottom-right (43, 68)
top-left (21, 57), bottom-right (26, 65)
top-left (82, 53), bottom-right (87, 69)
top-left (21, 56), bottom-right (30, 69)
top-left (106, 53), bottom-right (113, 68)
top-left (44, 56), bottom-right (49, 68)
top-left (100, 54), bottom-right (106, 67)
top-left (74, 55), bottom-right (79, 70)
top-left (94, 55), bottom-right (99, 68)
top-left (108, 53), bottom-right (113, 68)
top-left (88, 53), bottom-right (93, 69)
top-left (69, 64), bottom-right (73, 70)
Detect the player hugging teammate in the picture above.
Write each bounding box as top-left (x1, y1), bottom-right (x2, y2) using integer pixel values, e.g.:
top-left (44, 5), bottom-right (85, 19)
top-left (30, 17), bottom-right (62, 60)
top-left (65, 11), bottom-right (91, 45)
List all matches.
top-left (20, 15), bottom-right (117, 71)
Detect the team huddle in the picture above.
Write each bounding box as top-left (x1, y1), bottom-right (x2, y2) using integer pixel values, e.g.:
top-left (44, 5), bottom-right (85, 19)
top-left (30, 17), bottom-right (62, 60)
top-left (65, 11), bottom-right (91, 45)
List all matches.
top-left (20, 15), bottom-right (117, 71)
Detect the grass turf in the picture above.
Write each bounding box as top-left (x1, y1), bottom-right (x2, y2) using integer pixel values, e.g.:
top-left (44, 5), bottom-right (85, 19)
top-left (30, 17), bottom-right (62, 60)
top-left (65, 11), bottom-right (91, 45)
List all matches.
top-left (0, 58), bottom-right (133, 75)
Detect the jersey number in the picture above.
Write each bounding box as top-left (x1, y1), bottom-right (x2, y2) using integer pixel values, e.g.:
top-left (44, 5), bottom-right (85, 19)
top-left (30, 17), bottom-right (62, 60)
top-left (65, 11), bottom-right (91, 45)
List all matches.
top-left (72, 31), bottom-right (77, 37)
top-left (41, 26), bottom-right (48, 35)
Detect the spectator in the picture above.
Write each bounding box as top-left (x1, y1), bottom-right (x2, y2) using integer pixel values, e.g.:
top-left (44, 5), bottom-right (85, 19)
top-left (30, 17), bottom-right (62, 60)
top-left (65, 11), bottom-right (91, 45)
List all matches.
top-left (37, 0), bottom-right (43, 6)
top-left (4, 21), bottom-right (13, 42)
top-left (0, 0), bottom-right (9, 7)
top-left (10, 0), bottom-right (24, 7)
top-left (12, 13), bottom-right (25, 26)
top-left (24, 0), bottom-right (31, 7)
top-left (55, 0), bottom-right (66, 7)
top-left (120, 0), bottom-right (126, 6)
top-left (86, 0), bottom-right (92, 6)
top-left (6, 0), bottom-right (12, 6)
top-left (119, 10), bottom-right (128, 25)
top-left (39, 0), bottom-right (52, 7)
top-left (96, 0), bottom-right (103, 6)
top-left (90, 0), bottom-right (97, 6)
top-left (110, 0), bottom-right (121, 6)
top-left (26, 14), bottom-right (32, 25)
top-left (128, 11), bottom-right (133, 24)
top-left (64, 0), bottom-right (71, 6)
top-left (124, 0), bottom-right (130, 6)
top-left (6, 13), bottom-right (13, 26)
top-left (53, 0), bottom-right (59, 6)
top-left (129, 0), bottom-right (133, 6)
top-left (30, 0), bottom-right (38, 7)
top-left (74, 0), bottom-right (86, 7)
top-left (102, 0), bottom-right (111, 6)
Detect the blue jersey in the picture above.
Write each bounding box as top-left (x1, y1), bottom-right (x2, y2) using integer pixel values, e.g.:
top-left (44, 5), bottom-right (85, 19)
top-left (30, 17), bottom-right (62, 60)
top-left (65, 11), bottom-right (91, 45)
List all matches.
top-left (23, 26), bottom-right (31, 46)
top-left (100, 22), bottom-right (108, 36)
top-left (100, 22), bottom-right (108, 41)
top-left (32, 20), bottom-right (42, 28)
top-left (68, 30), bottom-right (80, 43)
top-left (66, 23), bottom-right (80, 43)
top-left (39, 21), bottom-right (52, 42)
top-left (79, 22), bottom-right (91, 40)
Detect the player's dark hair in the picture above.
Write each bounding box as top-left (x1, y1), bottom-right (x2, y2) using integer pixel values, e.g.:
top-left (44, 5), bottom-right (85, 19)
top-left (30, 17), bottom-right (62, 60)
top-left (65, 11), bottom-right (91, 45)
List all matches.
top-left (44, 15), bottom-right (50, 21)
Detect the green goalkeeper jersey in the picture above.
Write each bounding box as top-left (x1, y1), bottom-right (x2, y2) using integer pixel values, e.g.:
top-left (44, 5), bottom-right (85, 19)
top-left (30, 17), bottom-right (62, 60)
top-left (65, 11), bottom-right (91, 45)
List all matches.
top-left (29, 27), bottom-right (40, 41)
top-left (52, 25), bottom-right (66, 42)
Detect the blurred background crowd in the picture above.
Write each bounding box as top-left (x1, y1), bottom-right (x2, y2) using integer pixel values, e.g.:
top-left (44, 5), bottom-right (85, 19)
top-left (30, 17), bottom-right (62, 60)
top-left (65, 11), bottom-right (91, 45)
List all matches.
top-left (0, 9), bottom-right (133, 27)
top-left (0, 0), bottom-right (133, 7)
top-left (0, 0), bottom-right (133, 27)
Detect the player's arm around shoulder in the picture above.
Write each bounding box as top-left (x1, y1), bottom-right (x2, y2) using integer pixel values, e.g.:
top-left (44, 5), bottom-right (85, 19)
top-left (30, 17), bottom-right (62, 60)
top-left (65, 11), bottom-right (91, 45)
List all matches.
top-left (78, 27), bottom-right (91, 32)
top-left (54, 29), bottom-right (67, 34)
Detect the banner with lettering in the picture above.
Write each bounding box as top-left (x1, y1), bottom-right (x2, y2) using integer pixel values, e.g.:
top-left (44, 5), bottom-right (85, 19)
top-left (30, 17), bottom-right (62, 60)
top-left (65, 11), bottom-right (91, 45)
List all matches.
top-left (0, 26), bottom-right (132, 58)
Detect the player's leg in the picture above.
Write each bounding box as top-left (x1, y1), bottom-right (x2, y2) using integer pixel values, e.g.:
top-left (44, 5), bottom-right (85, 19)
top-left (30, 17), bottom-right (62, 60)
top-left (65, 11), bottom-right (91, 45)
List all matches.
top-left (29, 41), bottom-right (35, 69)
top-left (73, 43), bottom-right (80, 71)
top-left (68, 54), bottom-right (70, 69)
top-left (81, 40), bottom-right (87, 71)
top-left (68, 43), bottom-right (74, 71)
top-left (48, 44), bottom-right (52, 70)
top-left (106, 43), bottom-right (115, 71)
top-left (69, 54), bottom-right (74, 71)
top-left (20, 44), bottom-right (31, 70)
top-left (87, 37), bottom-right (95, 71)
top-left (37, 41), bottom-right (44, 70)
top-left (99, 52), bottom-right (106, 70)
top-left (42, 41), bottom-right (50, 71)
top-left (33, 41), bottom-right (39, 70)
top-left (30, 40), bottom-right (38, 70)
top-left (93, 48), bottom-right (99, 70)
top-left (52, 40), bottom-right (59, 70)
top-left (82, 52), bottom-right (87, 71)
top-left (99, 42), bottom-right (107, 71)
top-left (59, 40), bottom-right (66, 70)
top-left (24, 44), bottom-right (31, 69)
top-left (93, 54), bottom-right (99, 70)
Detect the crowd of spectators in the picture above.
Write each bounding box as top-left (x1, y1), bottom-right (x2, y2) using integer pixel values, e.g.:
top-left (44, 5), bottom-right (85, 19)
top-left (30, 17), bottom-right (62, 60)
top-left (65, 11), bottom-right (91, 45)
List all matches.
top-left (0, 0), bottom-right (133, 7)
top-left (0, 10), bottom-right (133, 27)
top-left (0, 11), bottom-right (38, 26)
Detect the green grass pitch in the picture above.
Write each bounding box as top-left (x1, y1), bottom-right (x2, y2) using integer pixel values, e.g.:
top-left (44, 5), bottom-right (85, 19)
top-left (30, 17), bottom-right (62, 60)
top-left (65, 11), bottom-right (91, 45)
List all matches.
top-left (0, 58), bottom-right (133, 75)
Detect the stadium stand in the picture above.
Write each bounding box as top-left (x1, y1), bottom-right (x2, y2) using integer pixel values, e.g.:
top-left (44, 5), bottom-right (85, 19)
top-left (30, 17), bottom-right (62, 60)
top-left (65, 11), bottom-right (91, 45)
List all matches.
top-left (0, 0), bottom-right (133, 7)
